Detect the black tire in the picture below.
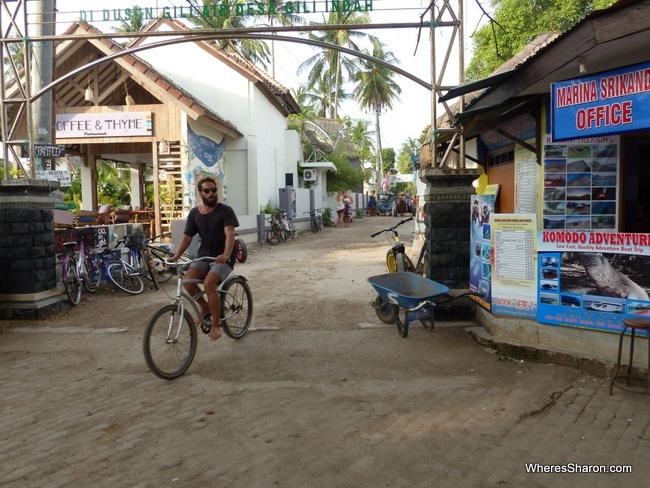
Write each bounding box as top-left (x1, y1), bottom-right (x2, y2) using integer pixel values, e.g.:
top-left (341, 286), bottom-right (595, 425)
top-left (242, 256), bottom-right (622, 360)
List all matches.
top-left (107, 262), bottom-right (144, 294)
top-left (311, 219), bottom-right (318, 233)
top-left (266, 229), bottom-right (280, 246)
top-left (279, 228), bottom-right (287, 241)
top-left (388, 251), bottom-right (415, 273)
top-left (82, 251), bottom-right (101, 292)
top-left (317, 217), bottom-right (323, 231)
top-left (143, 305), bottom-right (197, 380)
top-left (63, 258), bottom-right (82, 306)
top-left (373, 295), bottom-right (397, 324)
top-left (235, 238), bottom-right (248, 263)
top-left (396, 253), bottom-right (409, 272)
top-left (221, 277), bottom-right (253, 339)
top-left (147, 248), bottom-right (176, 283)
top-left (140, 249), bottom-right (160, 290)
top-left (290, 226), bottom-right (298, 238)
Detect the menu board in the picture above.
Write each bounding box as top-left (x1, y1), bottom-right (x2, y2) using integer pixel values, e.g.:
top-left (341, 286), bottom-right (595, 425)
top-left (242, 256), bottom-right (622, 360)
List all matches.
top-left (491, 214), bottom-right (538, 319)
top-left (542, 135), bottom-right (619, 230)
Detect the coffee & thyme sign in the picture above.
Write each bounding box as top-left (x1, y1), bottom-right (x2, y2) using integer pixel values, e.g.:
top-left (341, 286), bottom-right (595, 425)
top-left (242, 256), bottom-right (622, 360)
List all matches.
top-left (79, 1), bottom-right (373, 23)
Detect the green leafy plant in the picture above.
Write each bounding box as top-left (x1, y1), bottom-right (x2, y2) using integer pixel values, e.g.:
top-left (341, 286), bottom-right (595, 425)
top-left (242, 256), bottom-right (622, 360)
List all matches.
top-left (259, 202), bottom-right (280, 215)
top-left (322, 207), bottom-right (335, 227)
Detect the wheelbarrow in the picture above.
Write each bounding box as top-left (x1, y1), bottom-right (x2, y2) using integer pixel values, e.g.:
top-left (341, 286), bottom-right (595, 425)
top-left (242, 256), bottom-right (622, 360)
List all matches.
top-left (367, 272), bottom-right (482, 338)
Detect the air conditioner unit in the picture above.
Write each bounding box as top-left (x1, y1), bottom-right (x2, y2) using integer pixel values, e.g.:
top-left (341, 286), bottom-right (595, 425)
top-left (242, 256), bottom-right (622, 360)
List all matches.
top-left (303, 169), bottom-right (318, 181)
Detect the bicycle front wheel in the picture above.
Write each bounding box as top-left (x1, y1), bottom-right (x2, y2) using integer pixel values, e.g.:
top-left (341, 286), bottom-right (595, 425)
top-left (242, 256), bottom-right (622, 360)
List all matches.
top-left (63, 259), bottom-right (82, 306)
top-left (386, 250), bottom-right (415, 273)
top-left (221, 277), bottom-right (253, 339)
top-left (310, 218), bottom-right (318, 233)
top-left (107, 262), bottom-right (144, 294)
top-left (143, 305), bottom-right (197, 380)
top-left (266, 229), bottom-right (280, 246)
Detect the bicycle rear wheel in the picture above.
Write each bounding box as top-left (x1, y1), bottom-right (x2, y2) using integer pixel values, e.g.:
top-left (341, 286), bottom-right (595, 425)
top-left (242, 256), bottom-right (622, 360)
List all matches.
top-left (82, 251), bottom-right (101, 292)
top-left (143, 305), bottom-right (197, 380)
top-left (107, 262), bottom-right (144, 294)
top-left (63, 259), bottom-right (82, 306)
top-left (220, 277), bottom-right (253, 339)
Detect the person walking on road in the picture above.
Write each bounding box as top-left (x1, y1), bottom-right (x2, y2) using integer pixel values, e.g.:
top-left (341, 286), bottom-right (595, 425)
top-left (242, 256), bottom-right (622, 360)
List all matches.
top-left (169, 176), bottom-right (239, 341)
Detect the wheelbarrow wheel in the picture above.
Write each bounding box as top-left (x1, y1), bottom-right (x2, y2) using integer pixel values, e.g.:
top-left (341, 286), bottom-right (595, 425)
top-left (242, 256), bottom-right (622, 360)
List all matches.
top-left (373, 295), bottom-right (397, 324)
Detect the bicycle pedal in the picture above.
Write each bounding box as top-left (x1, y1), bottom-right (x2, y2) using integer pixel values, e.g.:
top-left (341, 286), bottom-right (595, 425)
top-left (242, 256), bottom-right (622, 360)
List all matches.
top-left (200, 313), bottom-right (212, 334)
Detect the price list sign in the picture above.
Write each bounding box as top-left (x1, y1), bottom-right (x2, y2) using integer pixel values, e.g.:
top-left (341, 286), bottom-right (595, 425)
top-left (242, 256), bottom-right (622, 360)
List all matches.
top-left (491, 214), bottom-right (538, 319)
top-left (494, 229), bottom-right (536, 280)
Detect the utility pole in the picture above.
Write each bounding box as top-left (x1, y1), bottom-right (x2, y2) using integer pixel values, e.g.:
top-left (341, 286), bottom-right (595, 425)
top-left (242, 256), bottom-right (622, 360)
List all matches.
top-left (30, 0), bottom-right (56, 177)
top-left (429, 0), bottom-right (465, 169)
top-left (375, 107), bottom-right (383, 194)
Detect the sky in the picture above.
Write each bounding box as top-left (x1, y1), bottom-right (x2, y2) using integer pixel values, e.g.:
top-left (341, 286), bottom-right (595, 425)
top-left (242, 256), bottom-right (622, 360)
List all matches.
top-left (51, 0), bottom-right (489, 151)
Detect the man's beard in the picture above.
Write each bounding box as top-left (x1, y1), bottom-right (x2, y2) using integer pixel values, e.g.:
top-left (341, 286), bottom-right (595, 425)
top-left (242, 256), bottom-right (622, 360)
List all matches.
top-left (202, 195), bottom-right (217, 207)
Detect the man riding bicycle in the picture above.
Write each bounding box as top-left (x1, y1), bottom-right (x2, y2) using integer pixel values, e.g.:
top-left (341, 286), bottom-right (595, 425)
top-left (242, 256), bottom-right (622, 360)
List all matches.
top-left (169, 176), bottom-right (239, 341)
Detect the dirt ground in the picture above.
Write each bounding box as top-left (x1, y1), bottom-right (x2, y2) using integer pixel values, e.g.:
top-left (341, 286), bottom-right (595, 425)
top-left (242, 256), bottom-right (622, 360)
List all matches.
top-left (2, 216), bottom-right (646, 487)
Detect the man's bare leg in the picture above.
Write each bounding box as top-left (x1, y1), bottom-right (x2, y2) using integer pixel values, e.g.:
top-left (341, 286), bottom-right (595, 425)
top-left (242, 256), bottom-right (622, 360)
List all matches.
top-left (184, 267), bottom-right (210, 324)
top-left (204, 272), bottom-right (222, 341)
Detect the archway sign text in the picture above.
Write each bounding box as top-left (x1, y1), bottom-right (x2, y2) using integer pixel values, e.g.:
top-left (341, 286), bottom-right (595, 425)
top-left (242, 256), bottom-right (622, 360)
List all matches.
top-left (79, 1), bottom-right (374, 23)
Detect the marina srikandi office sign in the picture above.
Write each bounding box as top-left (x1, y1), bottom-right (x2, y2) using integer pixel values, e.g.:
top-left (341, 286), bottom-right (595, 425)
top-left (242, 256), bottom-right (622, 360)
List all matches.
top-left (551, 61), bottom-right (650, 141)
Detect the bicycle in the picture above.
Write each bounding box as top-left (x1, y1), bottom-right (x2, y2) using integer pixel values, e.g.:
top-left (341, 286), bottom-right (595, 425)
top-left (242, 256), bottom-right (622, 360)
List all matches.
top-left (371, 217), bottom-right (417, 274)
top-left (265, 214), bottom-right (286, 245)
top-left (370, 217), bottom-right (434, 324)
top-left (279, 209), bottom-right (297, 238)
top-left (303, 209), bottom-right (323, 233)
top-left (58, 238), bottom-right (102, 306)
top-left (100, 230), bottom-right (154, 294)
top-left (142, 256), bottom-right (253, 379)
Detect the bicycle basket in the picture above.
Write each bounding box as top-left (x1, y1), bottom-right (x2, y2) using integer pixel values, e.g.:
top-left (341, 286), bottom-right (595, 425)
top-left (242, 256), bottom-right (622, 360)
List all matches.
top-left (124, 229), bottom-right (145, 250)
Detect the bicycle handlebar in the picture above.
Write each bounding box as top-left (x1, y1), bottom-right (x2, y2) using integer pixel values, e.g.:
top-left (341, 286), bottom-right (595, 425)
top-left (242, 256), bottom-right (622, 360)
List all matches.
top-left (370, 217), bottom-right (414, 238)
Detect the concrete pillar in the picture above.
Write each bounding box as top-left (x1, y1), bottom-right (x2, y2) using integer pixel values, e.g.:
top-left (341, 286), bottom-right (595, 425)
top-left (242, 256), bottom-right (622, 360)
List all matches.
top-left (0, 180), bottom-right (66, 319)
top-left (419, 168), bottom-right (482, 320)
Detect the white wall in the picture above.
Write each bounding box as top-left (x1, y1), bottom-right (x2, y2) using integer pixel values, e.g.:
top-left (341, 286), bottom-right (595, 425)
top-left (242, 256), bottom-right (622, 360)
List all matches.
top-left (136, 25), bottom-right (292, 217)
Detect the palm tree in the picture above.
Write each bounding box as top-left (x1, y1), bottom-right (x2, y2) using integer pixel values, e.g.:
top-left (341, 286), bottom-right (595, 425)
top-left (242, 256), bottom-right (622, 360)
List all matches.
top-left (298, 11), bottom-right (379, 119)
top-left (352, 43), bottom-right (402, 193)
top-left (186, 0), bottom-right (272, 69)
top-left (344, 117), bottom-right (376, 171)
top-left (297, 69), bottom-right (351, 118)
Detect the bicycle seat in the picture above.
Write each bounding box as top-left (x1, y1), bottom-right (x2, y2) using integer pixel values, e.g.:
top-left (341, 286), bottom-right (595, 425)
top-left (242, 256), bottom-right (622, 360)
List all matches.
top-left (62, 241), bottom-right (77, 249)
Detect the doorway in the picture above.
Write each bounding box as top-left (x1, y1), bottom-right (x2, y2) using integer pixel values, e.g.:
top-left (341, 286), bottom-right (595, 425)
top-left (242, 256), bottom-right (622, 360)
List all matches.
top-left (622, 138), bottom-right (650, 232)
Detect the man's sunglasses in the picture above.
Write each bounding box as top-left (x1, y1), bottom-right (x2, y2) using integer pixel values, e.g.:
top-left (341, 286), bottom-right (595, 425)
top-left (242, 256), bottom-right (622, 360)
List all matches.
top-left (201, 188), bottom-right (217, 194)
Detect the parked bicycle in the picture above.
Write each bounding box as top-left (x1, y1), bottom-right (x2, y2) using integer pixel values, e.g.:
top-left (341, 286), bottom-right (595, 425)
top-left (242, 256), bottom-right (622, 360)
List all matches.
top-left (142, 256), bottom-right (253, 379)
top-left (265, 213), bottom-right (286, 245)
top-left (58, 238), bottom-right (101, 306)
top-left (371, 217), bottom-right (417, 273)
top-left (100, 229), bottom-right (157, 294)
top-left (279, 210), bottom-right (297, 239)
top-left (304, 208), bottom-right (324, 233)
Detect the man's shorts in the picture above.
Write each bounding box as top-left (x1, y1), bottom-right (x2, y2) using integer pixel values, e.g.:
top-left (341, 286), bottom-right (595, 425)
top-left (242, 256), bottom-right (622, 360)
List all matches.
top-left (189, 260), bottom-right (233, 282)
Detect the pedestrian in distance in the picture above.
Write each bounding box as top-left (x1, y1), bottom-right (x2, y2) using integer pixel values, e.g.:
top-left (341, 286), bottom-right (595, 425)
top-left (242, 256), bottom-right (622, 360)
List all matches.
top-left (343, 191), bottom-right (353, 227)
top-left (169, 176), bottom-right (239, 342)
top-left (368, 194), bottom-right (376, 217)
top-left (336, 191), bottom-right (346, 227)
